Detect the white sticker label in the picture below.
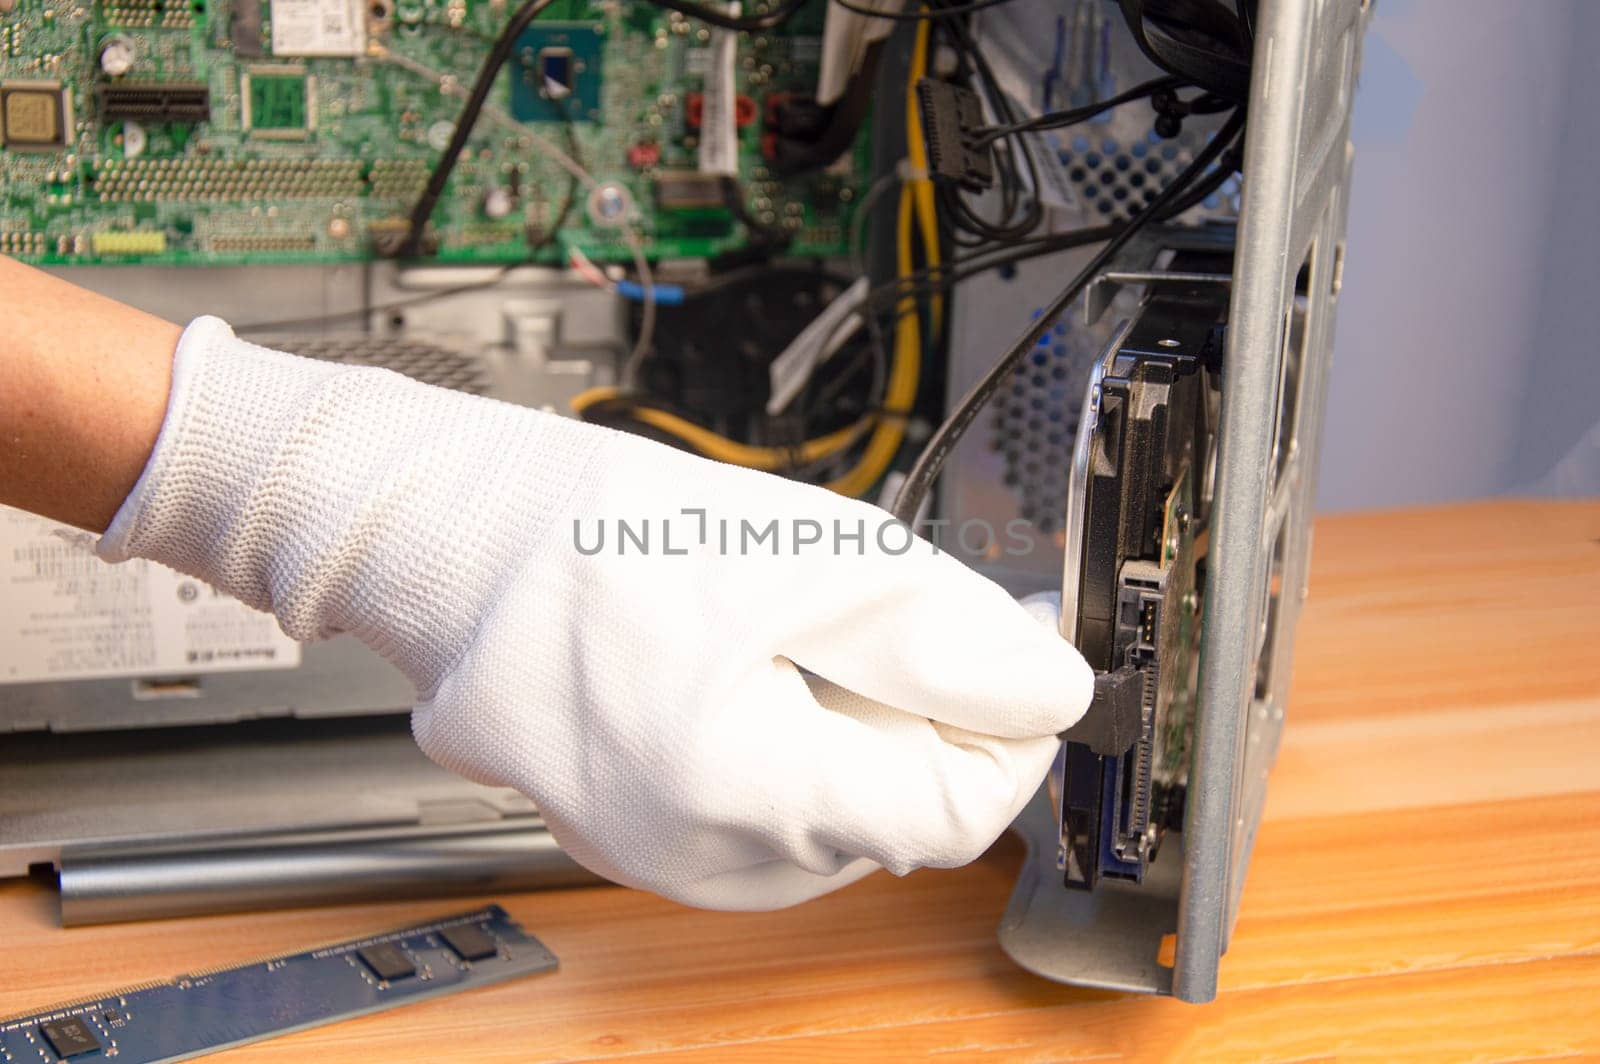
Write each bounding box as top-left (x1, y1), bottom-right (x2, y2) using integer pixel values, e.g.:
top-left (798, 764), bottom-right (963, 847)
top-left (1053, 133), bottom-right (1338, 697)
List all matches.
top-left (270, 0), bottom-right (366, 57)
top-left (0, 508), bottom-right (301, 685)
top-left (697, 3), bottom-right (740, 177)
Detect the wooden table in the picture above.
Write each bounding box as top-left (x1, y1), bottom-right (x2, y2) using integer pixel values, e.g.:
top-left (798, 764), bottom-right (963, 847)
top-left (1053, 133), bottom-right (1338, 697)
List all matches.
top-left (4, 500), bottom-right (1598, 1061)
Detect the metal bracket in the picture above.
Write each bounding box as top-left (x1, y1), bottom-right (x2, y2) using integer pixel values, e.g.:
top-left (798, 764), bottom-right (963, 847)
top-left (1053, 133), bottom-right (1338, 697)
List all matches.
top-left (1086, 270), bottom-right (1233, 325)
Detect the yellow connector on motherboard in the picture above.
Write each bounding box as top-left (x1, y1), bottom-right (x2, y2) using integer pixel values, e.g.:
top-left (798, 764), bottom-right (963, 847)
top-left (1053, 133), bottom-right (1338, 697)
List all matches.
top-left (91, 230), bottom-right (167, 256)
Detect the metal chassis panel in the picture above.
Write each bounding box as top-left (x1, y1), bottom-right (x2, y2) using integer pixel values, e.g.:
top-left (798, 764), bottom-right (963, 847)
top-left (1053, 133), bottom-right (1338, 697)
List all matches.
top-left (1178, 0), bottom-right (1367, 1003)
top-left (998, 0), bottom-right (1369, 1001)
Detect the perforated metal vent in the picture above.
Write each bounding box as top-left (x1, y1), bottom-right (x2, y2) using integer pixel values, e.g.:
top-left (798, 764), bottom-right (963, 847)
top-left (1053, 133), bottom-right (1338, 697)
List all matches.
top-left (269, 335), bottom-right (490, 395)
top-left (989, 309), bottom-right (1109, 534)
top-left (988, 124), bottom-right (1241, 532)
top-left (1052, 127), bottom-right (1243, 222)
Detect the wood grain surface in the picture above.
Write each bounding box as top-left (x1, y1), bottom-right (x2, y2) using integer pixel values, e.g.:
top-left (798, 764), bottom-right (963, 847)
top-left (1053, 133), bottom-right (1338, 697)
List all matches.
top-left (3, 500), bottom-right (1597, 1061)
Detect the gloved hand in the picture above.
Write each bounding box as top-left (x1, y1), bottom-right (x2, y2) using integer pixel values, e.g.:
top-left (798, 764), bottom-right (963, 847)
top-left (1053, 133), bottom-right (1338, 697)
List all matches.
top-left (99, 317), bottom-right (1093, 910)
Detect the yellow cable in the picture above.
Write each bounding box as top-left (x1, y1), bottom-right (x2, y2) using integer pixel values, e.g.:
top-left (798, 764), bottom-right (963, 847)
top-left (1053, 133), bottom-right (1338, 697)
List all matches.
top-left (572, 22), bottom-right (940, 496)
top-left (570, 385), bottom-right (628, 412)
top-left (570, 386), bottom-right (868, 472)
top-left (825, 191), bottom-right (920, 497)
top-left (825, 22), bottom-right (934, 498)
top-left (903, 21), bottom-right (941, 332)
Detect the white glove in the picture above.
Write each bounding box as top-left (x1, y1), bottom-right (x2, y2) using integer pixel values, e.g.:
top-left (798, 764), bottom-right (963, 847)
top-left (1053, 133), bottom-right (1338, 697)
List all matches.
top-left (99, 317), bottom-right (1093, 910)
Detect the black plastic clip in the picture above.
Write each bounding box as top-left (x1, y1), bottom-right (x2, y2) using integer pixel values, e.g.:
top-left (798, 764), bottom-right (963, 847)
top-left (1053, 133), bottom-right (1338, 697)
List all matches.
top-left (1059, 665), bottom-right (1145, 755)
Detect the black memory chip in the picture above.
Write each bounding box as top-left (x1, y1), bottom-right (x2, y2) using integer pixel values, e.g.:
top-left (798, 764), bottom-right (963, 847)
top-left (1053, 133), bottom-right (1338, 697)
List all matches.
top-left (439, 923), bottom-right (499, 962)
top-left (39, 1017), bottom-right (101, 1058)
top-left (356, 942), bottom-right (416, 982)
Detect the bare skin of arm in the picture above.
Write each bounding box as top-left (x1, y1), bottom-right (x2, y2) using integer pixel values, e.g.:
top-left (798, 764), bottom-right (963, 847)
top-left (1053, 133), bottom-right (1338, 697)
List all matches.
top-left (0, 255), bottom-right (182, 533)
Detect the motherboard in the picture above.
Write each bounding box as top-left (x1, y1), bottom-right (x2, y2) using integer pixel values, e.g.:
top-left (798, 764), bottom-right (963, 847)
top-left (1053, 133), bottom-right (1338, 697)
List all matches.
top-left (0, 0), bottom-right (868, 263)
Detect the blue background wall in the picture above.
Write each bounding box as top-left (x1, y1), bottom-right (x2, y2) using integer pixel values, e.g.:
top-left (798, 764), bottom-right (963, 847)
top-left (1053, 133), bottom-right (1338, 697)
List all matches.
top-left (1320, 0), bottom-right (1598, 508)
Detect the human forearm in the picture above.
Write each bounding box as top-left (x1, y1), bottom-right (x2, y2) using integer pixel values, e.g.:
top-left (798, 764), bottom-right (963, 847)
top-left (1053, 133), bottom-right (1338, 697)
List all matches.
top-left (0, 255), bottom-right (181, 531)
top-left (90, 315), bottom-right (1092, 909)
top-left (2, 270), bottom-right (1093, 911)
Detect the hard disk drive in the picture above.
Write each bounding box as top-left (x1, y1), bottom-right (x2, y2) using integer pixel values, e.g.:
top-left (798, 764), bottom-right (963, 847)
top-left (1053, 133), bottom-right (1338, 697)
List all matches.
top-left (1056, 249), bottom-right (1228, 895)
top-left (991, 0), bottom-right (1369, 1001)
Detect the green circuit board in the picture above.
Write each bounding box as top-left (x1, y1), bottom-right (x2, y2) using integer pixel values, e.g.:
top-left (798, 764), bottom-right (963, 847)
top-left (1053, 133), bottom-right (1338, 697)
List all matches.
top-left (0, 0), bottom-right (868, 264)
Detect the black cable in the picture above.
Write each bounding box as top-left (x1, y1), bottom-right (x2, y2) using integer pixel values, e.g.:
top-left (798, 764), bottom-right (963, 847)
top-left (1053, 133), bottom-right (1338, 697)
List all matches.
top-left (529, 98), bottom-right (582, 251)
top-left (767, 40), bottom-right (886, 176)
top-left (937, 14), bottom-right (1044, 243)
top-left (601, 222), bottom-right (1169, 479)
top-left (833, 225), bottom-right (1125, 367)
top-left (577, 398), bottom-right (716, 456)
top-left (638, 0), bottom-right (809, 31)
top-left (536, 175), bottom-right (581, 250)
top-left (679, 260), bottom-right (850, 298)
top-left (245, 105), bottom-right (584, 331)
top-left (792, 226), bottom-right (1128, 427)
top-left (889, 108), bottom-right (1246, 523)
top-left (399, 0), bottom-right (562, 258)
top-left (828, 0), bottom-right (1014, 21)
top-left (1115, 0), bottom-right (1251, 102)
top-left (1154, 138), bottom-right (1242, 217)
top-left (242, 105), bottom-right (588, 332)
top-left (230, 218), bottom-right (1101, 340)
top-left (870, 224), bottom-right (1121, 307)
top-left (974, 74), bottom-right (1182, 146)
top-left (849, 170), bottom-right (902, 274)
top-left (876, 151), bottom-right (1239, 317)
top-left (609, 116), bottom-right (1239, 470)
top-left (576, 391), bottom-right (710, 427)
